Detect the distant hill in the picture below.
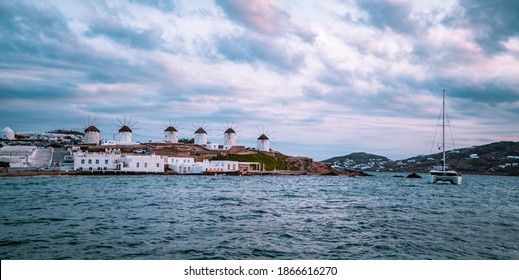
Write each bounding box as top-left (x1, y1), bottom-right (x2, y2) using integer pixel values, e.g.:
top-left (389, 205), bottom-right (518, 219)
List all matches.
top-left (323, 141), bottom-right (519, 176)
top-left (322, 152), bottom-right (391, 170)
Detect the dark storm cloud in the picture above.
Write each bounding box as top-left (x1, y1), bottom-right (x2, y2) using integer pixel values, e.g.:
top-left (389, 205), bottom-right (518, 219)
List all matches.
top-left (357, 0), bottom-right (417, 34)
top-left (217, 34), bottom-right (305, 72)
top-left (459, 0), bottom-right (519, 53)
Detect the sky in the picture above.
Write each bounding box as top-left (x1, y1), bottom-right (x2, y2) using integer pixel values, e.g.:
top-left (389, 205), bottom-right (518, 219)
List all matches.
top-left (1, 0), bottom-right (518, 160)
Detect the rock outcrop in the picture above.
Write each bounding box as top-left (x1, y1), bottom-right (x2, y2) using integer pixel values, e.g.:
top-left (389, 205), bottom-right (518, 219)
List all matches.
top-left (285, 156), bottom-right (370, 176)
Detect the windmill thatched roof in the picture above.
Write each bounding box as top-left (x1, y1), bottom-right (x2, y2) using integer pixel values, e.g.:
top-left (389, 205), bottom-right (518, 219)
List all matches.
top-left (224, 128), bottom-right (236, 134)
top-left (119, 125), bottom-right (132, 133)
top-left (195, 127), bottom-right (207, 134)
top-left (257, 134), bottom-right (269, 140)
top-left (84, 125), bottom-right (100, 133)
top-left (164, 126), bottom-right (178, 132)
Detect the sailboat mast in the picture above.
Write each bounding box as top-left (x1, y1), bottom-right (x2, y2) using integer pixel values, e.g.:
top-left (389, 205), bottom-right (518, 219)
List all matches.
top-left (442, 89), bottom-right (446, 171)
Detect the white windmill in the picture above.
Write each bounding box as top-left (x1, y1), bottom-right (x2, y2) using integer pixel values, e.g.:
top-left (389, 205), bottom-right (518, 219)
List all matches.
top-left (164, 120), bottom-right (180, 143)
top-left (81, 116), bottom-right (101, 144)
top-left (193, 123), bottom-right (208, 145)
top-left (222, 122), bottom-right (238, 146)
top-left (116, 116), bottom-right (137, 144)
top-left (256, 126), bottom-right (272, 152)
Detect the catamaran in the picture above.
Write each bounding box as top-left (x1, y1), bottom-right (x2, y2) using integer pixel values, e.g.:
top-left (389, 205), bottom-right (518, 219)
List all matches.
top-left (427, 90), bottom-right (462, 185)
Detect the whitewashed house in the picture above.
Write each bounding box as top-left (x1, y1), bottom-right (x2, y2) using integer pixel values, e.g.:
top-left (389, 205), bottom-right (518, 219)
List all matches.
top-left (118, 155), bottom-right (164, 173)
top-left (211, 160), bottom-right (239, 172)
top-left (0, 146), bottom-right (37, 167)
top-left (74, 150), bottom-right (121, 171)
top-left (167, 157), bottom-right (195, 174)
top-left (74, 149), bottom-right (164, 173)
top-left (168, 158), bottom-right (238, 174)
top-left (202, 143), bottom-right (233, 150)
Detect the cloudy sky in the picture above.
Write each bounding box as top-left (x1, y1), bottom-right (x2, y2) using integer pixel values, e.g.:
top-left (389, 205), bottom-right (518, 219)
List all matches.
top-left (1, 0), bottom-right (518, 160)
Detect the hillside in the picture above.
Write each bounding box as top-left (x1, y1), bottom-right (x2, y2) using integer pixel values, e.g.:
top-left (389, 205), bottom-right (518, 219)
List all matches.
top-left (214, 152), bottom-right (369, 176)
top-left (323, 141), bottom-right (519, 176)
top-left (323, 152), bottom-right (391, 170)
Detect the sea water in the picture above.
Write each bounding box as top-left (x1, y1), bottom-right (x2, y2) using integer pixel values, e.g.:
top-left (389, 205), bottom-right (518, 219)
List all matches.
top-left (0, 174), bottom-right (517, 259)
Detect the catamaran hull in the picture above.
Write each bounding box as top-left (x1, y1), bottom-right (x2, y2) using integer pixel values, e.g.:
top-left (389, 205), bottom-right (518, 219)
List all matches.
top-left (427, 175), bottom-right (462, 185)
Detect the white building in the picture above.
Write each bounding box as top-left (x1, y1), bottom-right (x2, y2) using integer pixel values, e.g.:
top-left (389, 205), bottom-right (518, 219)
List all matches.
top-left (210, 160), bottom-right (239, 172)
top-left (119, 155), bottom-right (164, 173)
top-left (194, 127), bottom-right (208, 145)
top-left (168, 157), bottom-right (195, 174)
top-left (83, 126), bottom-right (101, 144)
top-left (168, 158), bottom-right (246, 174)
top-left (202, 143), bottom-right (232, 150)
top-left (257, 134), bottom-right (270, 152)
top-left (0, 146), bottom-right (37, 167)
top-left (73, 149), bottom-right (121, 171)
top-left (73, 149), bottom-right (164, 173)
top-left (1, 127), bottom-right (15, 140)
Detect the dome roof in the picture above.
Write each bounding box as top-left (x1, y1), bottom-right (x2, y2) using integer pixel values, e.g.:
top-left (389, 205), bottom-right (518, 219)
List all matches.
top-left (2, 127), bottom-right (14, 133)
top-left (257, 134), bottom-right (269, 140)
top-left (164, 126), bottom-right (178, 132)
top-left (224, 128), bottom-right (236, 134)
top-left (118, 125), bottom-right (132, 133)
top-left (84, 125), bottom-right (100, 133)
top-left (195, 127), bottom-right (207, 134)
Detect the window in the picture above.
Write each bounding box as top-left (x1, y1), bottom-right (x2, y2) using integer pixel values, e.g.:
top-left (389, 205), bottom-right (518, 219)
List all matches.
top-left (89, 167), bottom-right (92, 170)
top-left (88, 159), bottom-right (92, 164)
top-left (81, 159), bottom-right (85, 164)
top-left (103, 167), bottom-right (107, 170)
top-left (105, 160), bottom-right (109, 164)
top-left (144, 163), bottom-right (148, 168)
top-left (97, 167), bottom-right (101, 170)
top-left (95, 159), bottom-right (99, 164)
top-left (136, 163), bottom-right (140, 168)
top-left (156, 163), bottom-right (160, 168)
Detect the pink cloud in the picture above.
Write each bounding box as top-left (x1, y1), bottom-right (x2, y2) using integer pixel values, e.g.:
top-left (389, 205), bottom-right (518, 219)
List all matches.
top-left (216, 0), bottom-right (289, 35)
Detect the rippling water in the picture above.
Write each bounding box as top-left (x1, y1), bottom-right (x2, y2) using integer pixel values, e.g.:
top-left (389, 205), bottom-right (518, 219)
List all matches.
top-left (0, 174), bottom-right (518, 259)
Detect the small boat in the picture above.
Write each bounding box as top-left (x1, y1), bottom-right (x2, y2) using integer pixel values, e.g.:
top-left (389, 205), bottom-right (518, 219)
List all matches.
top-left (428, 164), bottom-right (462, 184)
top-left (427, 90), bottom-right (462, 185)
